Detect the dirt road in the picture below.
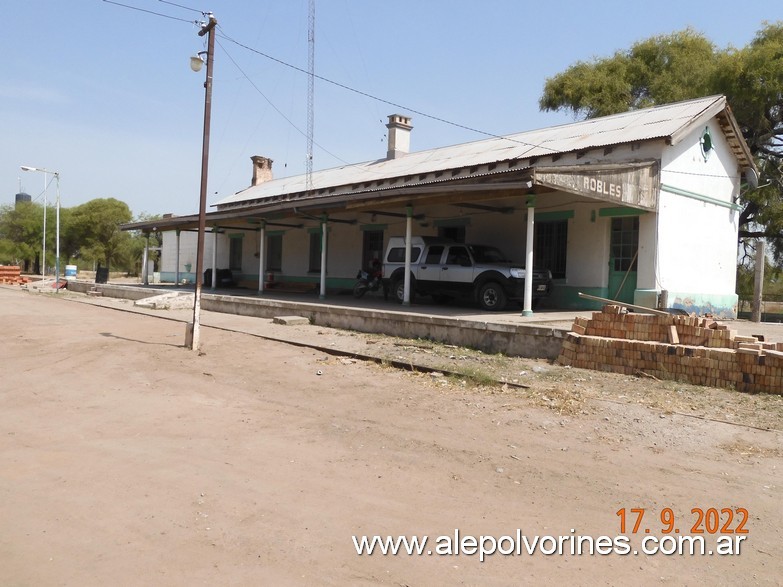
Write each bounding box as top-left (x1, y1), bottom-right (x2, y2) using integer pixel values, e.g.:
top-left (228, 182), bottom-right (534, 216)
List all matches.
top-left (1, 286), bottom-right (780, 585)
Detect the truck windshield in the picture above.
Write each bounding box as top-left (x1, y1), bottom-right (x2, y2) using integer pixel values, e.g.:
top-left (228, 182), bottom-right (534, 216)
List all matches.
top-left (469, 245), bottom-right (510, 263)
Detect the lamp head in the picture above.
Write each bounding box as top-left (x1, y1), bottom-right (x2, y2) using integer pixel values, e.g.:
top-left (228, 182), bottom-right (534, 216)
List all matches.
top-left (190, 52), bottom-right (206, 72)
top-left (20, 166), bottom-right (37, 172)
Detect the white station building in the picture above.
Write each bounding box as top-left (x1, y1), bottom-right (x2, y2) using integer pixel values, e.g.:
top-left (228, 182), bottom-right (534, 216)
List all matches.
top-left (126, 95), bottom-right (756, 318)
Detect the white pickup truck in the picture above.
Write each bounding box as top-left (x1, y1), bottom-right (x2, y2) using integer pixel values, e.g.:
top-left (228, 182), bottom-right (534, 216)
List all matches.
top-left (382, 236), bottom-right (552, 311)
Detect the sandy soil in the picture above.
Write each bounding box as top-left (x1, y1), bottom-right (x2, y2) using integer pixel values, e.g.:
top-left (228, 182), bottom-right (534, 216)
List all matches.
top-left (1, 286), bottom-right (781, 586)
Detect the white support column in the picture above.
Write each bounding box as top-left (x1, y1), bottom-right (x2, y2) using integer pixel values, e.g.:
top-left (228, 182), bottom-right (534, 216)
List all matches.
top-left (211, 228), bottom-right (218, 290)
top-left (258, 222), bottom-right (266, 294)
top-left (175, 229), bottom-right (181, 286)
top-left (142, 234), bottom-right (150, 285)
top-left (403, 206), bottom-right (412, 306)
top-left (319, 216), bottom-right (328, 300)
top-left (522, 196), bottom-right (535, 316)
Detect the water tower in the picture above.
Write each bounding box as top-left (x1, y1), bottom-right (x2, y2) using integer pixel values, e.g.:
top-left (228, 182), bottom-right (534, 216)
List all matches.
top-left (15, 192), bottom-right (32, 206)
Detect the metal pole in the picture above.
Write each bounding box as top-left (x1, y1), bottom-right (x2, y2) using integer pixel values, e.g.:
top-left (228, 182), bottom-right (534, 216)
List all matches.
top-left (189, 13), bottom-right (217, 351)
top-left (42, 174), bottom-right (47, 278)
top-left (55, 173), bottom-right (60, 291)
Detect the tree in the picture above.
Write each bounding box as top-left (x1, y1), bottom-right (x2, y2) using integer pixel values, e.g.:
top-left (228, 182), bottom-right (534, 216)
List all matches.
top-left (0, 201), bottom-right (45, 271)
top-left (67, 198), bottom-right (133, 270)
top-left (539, 23), bottom-right (783, 261)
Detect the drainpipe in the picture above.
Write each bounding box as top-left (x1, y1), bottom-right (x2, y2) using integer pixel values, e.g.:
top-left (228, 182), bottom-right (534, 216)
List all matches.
top-left (175, 229), bottom-right (181, 287)
top-left (522, 195), bottom-right (535, 316)
top-left (319, 215), bottom-right (328, 300)
top-left (211, 228), bottom-right (218, 290)
top-left (403, 206), bottom-right (413, 306)
top-left (258, 221), bottom-right (266, 294)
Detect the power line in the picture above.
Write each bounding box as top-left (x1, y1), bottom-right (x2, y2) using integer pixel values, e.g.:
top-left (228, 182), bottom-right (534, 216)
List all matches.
top-left (103, 1), bottom-right (558, 155)
top-left (102, 0), bottom-right (196, 23)
top-left (157, 0), bottom-right (203, 14)
top-left (216, 31), bottom-right (558, 154)
top-left (216, 37), bottom-right (349, 166)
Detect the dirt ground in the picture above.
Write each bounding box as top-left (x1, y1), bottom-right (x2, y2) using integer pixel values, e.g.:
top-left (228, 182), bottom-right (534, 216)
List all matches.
top-left (1, 286), bottom-right (781, 586)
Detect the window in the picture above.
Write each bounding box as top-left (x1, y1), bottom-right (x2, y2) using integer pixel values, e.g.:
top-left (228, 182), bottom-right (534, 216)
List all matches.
top-left (534, 220), bottom-right (568, 279)
top-left (438, 225), bottom-right (465, 243)
top-left (229, 237), bottom-right (243, 271)
top-left (362, 230), bottom-right (384, 271)
top-left (386, 247), bottom-right (422, 263)
top-left (425, 245), bottom-right (444, 264)
top-left (266, 234), bottom-right (282, 272)
top-left (446, 245), bottom-right (471, 266)
top-left (610, 217), bottom-right (639, 272)
top-left (309, 231), bottom-right (324, 273)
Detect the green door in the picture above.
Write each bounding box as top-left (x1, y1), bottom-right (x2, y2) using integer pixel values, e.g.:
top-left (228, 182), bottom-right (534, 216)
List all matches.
top-left (608, 216), bottom-right (639, 304)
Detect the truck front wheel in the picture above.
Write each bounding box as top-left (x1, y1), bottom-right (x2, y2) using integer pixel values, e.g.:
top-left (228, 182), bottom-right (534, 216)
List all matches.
top-left (477, 282), bottom-right (507, 311)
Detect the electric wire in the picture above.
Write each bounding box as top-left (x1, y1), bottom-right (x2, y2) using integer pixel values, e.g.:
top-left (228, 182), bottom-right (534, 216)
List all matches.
top-left (102, 1), bottom-right (560, 158)
top-left (102, 0), bottom-right (196, 23)
top-left (157, 0), bottom-right (203, 14)
top-left (216, 37), bottom-right (349, 166)
top-left (216, 30), bottom-right (559, 155)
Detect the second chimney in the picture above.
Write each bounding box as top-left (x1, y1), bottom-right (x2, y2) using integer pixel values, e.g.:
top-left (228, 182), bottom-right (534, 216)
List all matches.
top-left (251, 156), bottom-right (273, 186)
top-left (386, 114), bottom-right (413, 160)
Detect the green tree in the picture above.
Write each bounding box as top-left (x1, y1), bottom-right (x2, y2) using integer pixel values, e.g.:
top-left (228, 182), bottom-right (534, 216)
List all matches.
top-left (67, 198), bottom-right (133, 271)
top-left (539, 23), bottom-right (783, 260)
top-left (0, 201), bottom-right (45, 271)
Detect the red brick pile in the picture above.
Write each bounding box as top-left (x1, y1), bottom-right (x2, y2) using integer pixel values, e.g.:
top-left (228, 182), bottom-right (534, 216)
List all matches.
top-left (0, 266), bottom-right (29, 285)
top-left (558, 305), bottom-right (783, 394)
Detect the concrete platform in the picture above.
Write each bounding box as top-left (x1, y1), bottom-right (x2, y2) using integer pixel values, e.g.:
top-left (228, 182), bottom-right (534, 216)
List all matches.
top-left (62, 280), bottom-right (783, 360)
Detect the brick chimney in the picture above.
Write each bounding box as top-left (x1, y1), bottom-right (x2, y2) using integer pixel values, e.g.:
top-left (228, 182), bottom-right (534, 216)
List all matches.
top-left (386, 114), bottom-right (413, 159)
top-left (251, 156), bottom-right (273, 186)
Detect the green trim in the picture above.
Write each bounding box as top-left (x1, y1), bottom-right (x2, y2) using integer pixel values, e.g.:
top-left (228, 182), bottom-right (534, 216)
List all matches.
top-left (535, 210), bottom-right (574, 222)
top-left (228, 233), bottom-right (244, 239)
top-left (660, 183), bottom-right (741, 210)
top-left (434, 217), bottom-right (471, 228)
top-left (266, 230), bottom-right (286, 237)
top-left (360, 224), bottom-right (388, 231)
top-left (598, 206), bottom-right (648, 218)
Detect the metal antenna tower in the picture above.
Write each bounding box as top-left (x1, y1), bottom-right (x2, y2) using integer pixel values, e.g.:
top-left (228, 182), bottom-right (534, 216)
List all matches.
top-left (306, 0), bottom-right (315, 191)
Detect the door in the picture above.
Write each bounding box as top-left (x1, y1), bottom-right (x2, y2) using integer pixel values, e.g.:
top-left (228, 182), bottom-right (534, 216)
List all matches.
top-left (441, 244), bottom-right (475, 295)
top-left (416, 245), bottom-right (445, 288)
top-left (608, 216), bottom-right (639, 304)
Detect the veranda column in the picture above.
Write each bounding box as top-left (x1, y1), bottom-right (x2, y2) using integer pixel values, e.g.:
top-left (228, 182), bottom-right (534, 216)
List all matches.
top-left (142, 233), bottom-right (150, 285)
top-left (522, 195), bottom-right (535, 316)
top-left (319, 215), bottom-right (328, 300)
top-left (403, 206), bottom-right (413, 306)
top-left (257, 222), bottom-right (266, 294)
top-left (175, 229), bottom-right (181, 286)
top-left (211, 228), bottom-right (218, 290)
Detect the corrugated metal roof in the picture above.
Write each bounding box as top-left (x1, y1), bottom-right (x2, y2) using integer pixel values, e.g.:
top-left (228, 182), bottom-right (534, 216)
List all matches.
top-left (215, 95), bottom-right (751, 209)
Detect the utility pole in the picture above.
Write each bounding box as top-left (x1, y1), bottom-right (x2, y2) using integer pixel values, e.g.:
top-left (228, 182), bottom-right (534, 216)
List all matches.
top-left (306, 0), bottom-right (315, 192)
top-left (188, 12), bottom-right (217, 351)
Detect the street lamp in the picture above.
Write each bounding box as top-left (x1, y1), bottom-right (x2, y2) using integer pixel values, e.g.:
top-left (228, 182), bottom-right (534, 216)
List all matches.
top-left (187, 13), bottom-right (217, 351)
top-left (21, 166), bottom-right (60, 291)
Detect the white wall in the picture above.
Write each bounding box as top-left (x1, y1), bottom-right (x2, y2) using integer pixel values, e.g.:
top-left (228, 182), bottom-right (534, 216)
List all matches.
top-left (656, 120), bottom-right (740, 295)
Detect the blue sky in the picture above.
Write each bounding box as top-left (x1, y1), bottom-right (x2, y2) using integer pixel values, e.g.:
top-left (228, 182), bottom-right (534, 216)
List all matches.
top-left (5, 0), bottom-right (783, 217)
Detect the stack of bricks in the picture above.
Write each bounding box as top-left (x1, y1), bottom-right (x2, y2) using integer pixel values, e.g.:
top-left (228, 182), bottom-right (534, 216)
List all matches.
top-left (558, 305), bottom-right (783, 394)
top-left (0, 266), bottom-right (29, 285)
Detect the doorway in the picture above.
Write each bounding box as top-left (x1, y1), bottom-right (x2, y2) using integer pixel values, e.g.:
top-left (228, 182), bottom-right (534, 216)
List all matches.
top-left (608, 216), bottom-right (639, 304)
